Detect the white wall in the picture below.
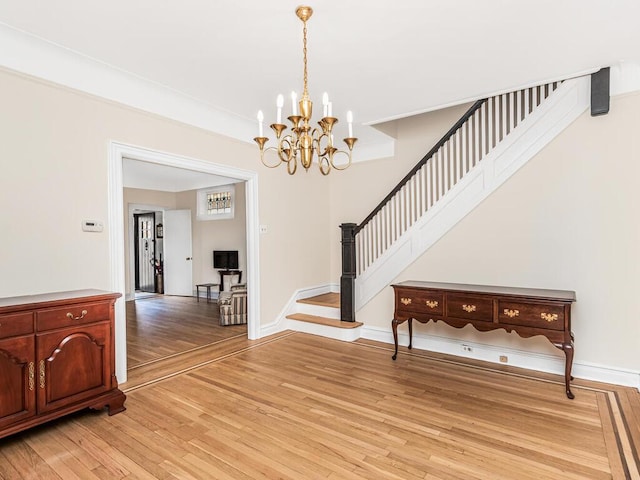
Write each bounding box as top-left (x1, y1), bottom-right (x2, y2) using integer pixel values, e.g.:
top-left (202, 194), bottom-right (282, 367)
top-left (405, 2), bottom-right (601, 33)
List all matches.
top-left (178, 182), bottom-right (247, 287)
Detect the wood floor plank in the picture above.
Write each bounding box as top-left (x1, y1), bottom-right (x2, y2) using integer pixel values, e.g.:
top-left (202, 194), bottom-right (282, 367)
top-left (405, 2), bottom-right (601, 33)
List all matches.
top-left (1, 309), bottom-right (639, 480)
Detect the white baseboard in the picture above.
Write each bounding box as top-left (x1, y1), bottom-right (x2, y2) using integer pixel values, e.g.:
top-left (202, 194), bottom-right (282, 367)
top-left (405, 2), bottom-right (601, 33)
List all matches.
top-left (360, 326), bottom-right (640, 390)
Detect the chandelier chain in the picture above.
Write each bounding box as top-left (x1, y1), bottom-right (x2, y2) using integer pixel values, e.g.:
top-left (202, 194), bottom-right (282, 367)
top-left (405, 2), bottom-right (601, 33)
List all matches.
top-left (302, 21), bottom-right (309, 99)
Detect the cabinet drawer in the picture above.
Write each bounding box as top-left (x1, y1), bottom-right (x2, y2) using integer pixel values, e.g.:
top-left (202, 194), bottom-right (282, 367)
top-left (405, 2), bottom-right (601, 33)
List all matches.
top-left (498, 301), bottom-right (564, 331)
top-left (36, 302), bottom-right (110, 331)
top-left (0, 313), bottom-right (34, 339)
top-left (446, 294), bottom-right (493, 322)
top-left (396, 290), bottom-right (444, 316)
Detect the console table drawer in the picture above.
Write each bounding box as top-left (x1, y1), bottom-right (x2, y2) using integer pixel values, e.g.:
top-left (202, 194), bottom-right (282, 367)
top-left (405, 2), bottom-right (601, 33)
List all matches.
top-left (446, 294), bottom-right (493, 322)
top-left (36, 302), bottom-right (111, 331)
top-left (396, 290), bottom-right (444, 316)
top-left (499, 301), bottom-right (565, 331)
top-left (0, 313), bottom-right (34, 339)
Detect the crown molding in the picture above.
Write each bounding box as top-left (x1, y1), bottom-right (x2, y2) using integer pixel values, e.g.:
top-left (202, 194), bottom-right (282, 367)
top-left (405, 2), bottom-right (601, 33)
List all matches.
top-left (0, 22), bottom-right (255, 143)
top-left (0, 22), bottom-right (395, 163)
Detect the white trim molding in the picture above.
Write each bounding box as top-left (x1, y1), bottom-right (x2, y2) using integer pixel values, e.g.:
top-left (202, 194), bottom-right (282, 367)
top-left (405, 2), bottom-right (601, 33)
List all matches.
top-left (108, 141), bottom-right (261, 383)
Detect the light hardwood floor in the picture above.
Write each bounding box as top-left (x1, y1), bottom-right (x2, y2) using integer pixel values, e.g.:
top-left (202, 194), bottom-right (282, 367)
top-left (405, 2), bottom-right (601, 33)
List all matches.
top-left (1, 327), bottom-right (638, 479)
top-left (126, 295), bottom-right (247, 368)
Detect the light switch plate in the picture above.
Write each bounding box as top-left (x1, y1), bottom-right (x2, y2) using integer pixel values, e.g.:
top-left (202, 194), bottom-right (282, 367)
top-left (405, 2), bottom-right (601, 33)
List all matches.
top-left (82, 220), bottom-right (104, 232)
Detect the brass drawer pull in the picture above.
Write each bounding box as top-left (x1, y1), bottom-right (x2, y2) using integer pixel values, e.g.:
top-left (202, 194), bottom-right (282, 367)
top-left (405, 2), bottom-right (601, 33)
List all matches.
top-left (400, 298), bottom-right (412, 306)
top-left (541, 312), bottom-right (558, 322)
top-left (28, 362), bottom-right (35, 391)
top-left (39, 360), bottom-right (45, 388)
top-left (425, 300), bottom-right (438, 309)
top-left (462, 304), bottom-right (476, 313)
top-left (503, 309), bottom-right (519, 318)
top-left (66, 310), bottom-right (88, 321)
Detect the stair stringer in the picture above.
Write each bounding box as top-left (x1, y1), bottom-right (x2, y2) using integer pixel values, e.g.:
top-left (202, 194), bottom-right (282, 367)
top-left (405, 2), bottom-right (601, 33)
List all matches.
top-left (355, 76), bottom-right (590, 311)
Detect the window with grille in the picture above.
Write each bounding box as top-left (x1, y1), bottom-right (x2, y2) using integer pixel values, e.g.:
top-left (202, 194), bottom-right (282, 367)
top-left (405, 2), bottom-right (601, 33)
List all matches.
top-left (197, 184), bottom-right (235, 221)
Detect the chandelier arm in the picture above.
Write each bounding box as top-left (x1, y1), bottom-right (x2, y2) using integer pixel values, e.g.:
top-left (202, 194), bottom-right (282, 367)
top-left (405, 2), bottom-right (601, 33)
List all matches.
top-left (287, 157), bottom-right (298, 175)
top-left (318, 156), bottom-right (331, 175)
top-left (259, 146), bottom-right (286, 169)
top-left (277, 136), bottom-right (296, 163)
top-left (328, 148), bottom-right (354, 171)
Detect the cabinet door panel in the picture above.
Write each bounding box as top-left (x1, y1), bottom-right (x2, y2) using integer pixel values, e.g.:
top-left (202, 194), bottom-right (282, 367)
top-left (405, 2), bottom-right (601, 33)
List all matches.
top-left (0, 336), bottom-right (36, 429)
top-left (36, 323), bottom-right (110, 414)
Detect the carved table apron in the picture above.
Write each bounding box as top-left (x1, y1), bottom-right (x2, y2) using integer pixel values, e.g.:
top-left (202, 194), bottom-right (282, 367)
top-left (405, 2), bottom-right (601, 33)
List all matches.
top-left (391, 281), bottom-right (576, 399)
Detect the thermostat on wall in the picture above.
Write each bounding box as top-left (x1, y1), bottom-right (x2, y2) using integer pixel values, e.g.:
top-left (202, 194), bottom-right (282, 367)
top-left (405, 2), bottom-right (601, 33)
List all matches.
top-left (82, 220), bottom-right (104, 232)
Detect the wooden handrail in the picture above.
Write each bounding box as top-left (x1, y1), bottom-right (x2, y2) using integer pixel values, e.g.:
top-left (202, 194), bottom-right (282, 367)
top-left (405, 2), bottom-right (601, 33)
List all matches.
top-left (355, 99), bottom-right (487, 235)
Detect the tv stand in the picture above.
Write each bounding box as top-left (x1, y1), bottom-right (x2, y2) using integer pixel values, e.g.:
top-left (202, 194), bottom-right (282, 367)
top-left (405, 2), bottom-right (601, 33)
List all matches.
top-left (218, 270), bottom-right (242, 291)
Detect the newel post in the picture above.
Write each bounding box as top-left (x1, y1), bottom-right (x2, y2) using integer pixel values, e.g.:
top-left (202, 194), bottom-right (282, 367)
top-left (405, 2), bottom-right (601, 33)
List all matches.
top-left (340, 223), bottom-right (357, 322)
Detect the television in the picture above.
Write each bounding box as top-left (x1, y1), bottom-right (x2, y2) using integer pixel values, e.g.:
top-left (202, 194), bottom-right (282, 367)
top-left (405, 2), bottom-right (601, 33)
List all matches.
top-left (213, 250), bottom-right (239, 270)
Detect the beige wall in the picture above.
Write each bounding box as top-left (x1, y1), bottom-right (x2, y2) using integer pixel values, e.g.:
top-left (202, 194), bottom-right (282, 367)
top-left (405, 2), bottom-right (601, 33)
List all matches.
top-left (0, 69), bottom-right (331, 327)
top-left (335, 92), bottom-right (640, 372)
top-left (181, 182), bottom-right (247, 287)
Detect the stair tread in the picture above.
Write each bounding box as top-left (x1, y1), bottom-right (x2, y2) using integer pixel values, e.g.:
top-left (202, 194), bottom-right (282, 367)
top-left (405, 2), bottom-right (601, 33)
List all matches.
top-left (297, 292), bottom-right (340, 308)
top-left (286, 313), bottom-right (362, 329)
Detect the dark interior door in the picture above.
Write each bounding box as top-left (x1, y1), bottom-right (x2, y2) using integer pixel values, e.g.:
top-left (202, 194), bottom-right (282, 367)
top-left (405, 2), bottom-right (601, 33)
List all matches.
top-left (134, 213), bottom-right (155, 293)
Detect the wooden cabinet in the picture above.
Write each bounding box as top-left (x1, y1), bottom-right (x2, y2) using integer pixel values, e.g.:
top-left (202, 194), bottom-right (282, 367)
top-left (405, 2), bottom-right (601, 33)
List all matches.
top-left (0, 290), bottom-right (125, 439)
top-left (392, 281), bottom-right (576, 398)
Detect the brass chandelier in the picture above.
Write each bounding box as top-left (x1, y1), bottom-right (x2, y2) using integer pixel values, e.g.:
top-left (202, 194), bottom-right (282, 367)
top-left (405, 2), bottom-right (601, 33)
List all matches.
top-left (254, 6), bottom-right (357, 175)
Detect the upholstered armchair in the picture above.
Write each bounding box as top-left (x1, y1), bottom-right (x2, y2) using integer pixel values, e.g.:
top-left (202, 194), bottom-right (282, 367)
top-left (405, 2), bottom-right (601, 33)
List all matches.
top-left (219, 288), bottom-right (247, 326)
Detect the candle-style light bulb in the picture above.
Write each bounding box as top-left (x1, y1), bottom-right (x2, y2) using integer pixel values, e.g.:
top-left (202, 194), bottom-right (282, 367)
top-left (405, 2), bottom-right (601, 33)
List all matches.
top-left (327, 101), bottom-right (332, 118)
top-left (322, 92), bottom-right (329, 118)
top-left (257, 110), bottom-right (264, 137)
top-left (291, 91), bottom-right (298, 116)
top-left (347, 110), bottom-right (353, 138)
top-left (276, 94), bottom-right (284, 124)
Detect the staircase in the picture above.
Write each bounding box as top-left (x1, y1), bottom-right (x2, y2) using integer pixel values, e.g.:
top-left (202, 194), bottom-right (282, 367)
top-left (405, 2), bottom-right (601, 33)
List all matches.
top-left (341, 75), bottom-right (591, 319)
top-left (285, 292), bottom-right (363, 341)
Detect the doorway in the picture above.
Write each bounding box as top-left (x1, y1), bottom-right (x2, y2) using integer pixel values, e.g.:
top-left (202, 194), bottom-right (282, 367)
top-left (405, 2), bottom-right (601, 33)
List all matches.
top-left (108, 141), bottom-right (261, 384)
top-left (133, 212), bottom-right (157, 295)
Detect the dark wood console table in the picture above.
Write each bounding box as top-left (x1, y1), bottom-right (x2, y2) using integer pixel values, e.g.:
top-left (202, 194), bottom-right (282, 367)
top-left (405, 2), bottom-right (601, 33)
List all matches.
top-left (391, 281), bottom-right (576, 399)
top-left (218, 270), bottom-right (242, 291)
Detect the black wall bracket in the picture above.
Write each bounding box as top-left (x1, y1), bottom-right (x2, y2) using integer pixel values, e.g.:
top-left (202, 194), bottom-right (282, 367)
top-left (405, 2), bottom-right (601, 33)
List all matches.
top-left (591, 67), bottom-right (610, 116)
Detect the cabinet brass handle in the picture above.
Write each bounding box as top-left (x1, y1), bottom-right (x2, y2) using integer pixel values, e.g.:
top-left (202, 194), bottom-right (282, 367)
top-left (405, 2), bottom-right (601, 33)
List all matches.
top-left (503, 309), bottom-right (519, 318)
top-left (425, 300), bottom-right (438, 309)
top-left (28, 362), bottom-right (35, 391)
top-left (541, 312), bottom-right (558, 322)
top-left (462, 304), bottom-right (476, 313)
top-left (400, 298), bottom-right (412, 305)
top-left (66, 310), bottom-right (88, 320)
top-left (39, 360), bottom-right (45, 388)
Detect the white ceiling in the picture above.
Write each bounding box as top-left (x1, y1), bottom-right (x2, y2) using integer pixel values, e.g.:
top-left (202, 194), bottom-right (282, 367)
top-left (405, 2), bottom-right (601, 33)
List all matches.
top-left (123, 158), bottom-right (240, 193)
top-left (0, 1), bottom-right (639, 161)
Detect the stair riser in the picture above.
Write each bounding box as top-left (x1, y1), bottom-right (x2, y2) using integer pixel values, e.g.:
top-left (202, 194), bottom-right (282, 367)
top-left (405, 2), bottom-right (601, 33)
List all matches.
top-left (295, 302), bottom-right (340, 319)
top-left (285, 319), bottom-right (362, 342)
